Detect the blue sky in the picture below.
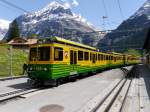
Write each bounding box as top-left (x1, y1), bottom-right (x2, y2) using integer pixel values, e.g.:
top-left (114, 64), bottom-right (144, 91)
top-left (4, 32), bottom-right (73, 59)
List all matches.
top-left (0, 0), bottom-right (147, 30)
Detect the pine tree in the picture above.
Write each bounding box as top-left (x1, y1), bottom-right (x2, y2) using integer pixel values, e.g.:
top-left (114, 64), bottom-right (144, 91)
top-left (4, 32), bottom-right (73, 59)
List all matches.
top-left (7, 20), bottom-right (20, 41)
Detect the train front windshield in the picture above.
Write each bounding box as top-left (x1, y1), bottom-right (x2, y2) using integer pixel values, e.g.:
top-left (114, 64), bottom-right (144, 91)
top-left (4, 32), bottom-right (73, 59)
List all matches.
top-left (30, 47), bottom-right (50, 61)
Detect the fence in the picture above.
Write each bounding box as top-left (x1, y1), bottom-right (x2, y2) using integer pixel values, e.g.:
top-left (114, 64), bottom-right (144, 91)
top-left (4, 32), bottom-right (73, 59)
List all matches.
top-left (0, 44), bottom-right (28, 77)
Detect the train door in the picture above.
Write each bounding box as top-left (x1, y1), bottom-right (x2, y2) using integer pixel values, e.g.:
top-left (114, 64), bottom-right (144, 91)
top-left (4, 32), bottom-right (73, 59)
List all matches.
top-left (70, 50), bottom-right (77, 75)
top-left (92, 54), bottom-right (96, 64)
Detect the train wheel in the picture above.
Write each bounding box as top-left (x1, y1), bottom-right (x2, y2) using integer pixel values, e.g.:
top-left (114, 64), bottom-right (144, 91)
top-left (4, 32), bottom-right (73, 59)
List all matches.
top-left (53, 79), bottom-right (60, 87)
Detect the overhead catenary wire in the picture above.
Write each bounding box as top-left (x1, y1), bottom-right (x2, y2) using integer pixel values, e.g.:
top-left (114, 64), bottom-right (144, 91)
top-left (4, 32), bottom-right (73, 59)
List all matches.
top-left (101, 0), bottom-right (112, 30)
top-left (0, 1), bottom-right (12, 10)
top-left (117, 0), bottom-right (124, 21)
top-left (101, 0), bottom-right (124, 30)
top-left (0, 0), bottom-right (29, 13)
top-left (102, 0), bottom-right (108, 17)
top-left (62, 28), bottom-right (147, 36)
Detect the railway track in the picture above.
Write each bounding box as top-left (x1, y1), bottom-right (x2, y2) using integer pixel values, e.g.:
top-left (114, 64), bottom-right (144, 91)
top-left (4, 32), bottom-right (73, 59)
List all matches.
top-left (0, 67), bottom-right (133, 106)
top-left (0, 88), bottom-right (39, 102)
top-left (95, 79), bottom-right (132, 112)
top-left (79, 67), bottom-right (133, 112)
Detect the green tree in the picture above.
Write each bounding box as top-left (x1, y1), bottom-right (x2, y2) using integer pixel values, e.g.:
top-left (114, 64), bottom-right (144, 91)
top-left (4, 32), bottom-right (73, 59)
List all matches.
top-left (125, 49), bottom-right (142, 56)
top-left (7, 20), bottom-right (20, 41)
top-left (27, 34), bottom-right (38, 39)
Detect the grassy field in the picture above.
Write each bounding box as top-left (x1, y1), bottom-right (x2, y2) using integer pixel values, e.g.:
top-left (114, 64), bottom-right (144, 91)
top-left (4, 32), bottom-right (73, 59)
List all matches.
top-left (0, 44), bottom-right (28, 77)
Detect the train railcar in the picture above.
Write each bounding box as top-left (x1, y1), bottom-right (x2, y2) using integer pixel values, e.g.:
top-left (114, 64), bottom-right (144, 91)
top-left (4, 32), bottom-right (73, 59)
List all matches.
top-left (27, 36), bottom-right (140, 86)
top-left (125, 55), bottom-right (141, 65)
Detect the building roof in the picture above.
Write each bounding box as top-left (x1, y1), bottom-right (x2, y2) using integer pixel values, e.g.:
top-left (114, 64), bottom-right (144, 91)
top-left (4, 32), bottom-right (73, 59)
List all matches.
top-left (8, 37), bottom-right (37, 45)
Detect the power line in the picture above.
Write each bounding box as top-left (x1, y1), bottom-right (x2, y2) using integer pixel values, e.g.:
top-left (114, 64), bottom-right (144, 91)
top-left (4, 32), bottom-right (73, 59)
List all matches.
top-left (117, 0), bottom-right (124, 21)
top-left (0, 1), bottom-right (12, 9)
top-left (63, 28), bottom-right (146, 36)
top-left (102, 0), bottom-right (108, 17)
top-left (0, 0), bottom-right (29, 13)
top-left (101, 0), bottom-right (112, 30)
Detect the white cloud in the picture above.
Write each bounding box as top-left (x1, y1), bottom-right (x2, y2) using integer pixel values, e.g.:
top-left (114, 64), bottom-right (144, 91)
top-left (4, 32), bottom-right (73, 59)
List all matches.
top-left (60, 0), bottom-right (79, 8)
top-left (72, 0), bottom-right (79, 7)
top-left (64, 2), bottom-right (71, 8)
top-left (60, 0), bottom-right (67, 2)
top-left (0, 19), bottom-right (11, 29)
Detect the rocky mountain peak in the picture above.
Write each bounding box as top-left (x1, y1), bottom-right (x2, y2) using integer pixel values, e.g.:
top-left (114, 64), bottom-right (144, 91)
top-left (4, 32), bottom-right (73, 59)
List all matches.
top-left (36, 1), bottom-right (73, 16)
top-left (130, 0), bottom-right (150, 19)
top-left (98, 0), bottom-right (150, 51)
top-left (4, 1), bottom-right (102, 46)
top-left (43, 1), bottom-right (66, 10)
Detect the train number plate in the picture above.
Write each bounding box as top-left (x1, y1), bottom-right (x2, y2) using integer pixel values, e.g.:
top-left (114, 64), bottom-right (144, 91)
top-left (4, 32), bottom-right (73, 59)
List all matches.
top-left (70, 71), bottom-right (77, 75)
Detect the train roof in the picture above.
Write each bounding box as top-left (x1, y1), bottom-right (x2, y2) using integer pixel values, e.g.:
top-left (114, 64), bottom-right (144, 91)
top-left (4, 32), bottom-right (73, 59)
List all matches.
top-left (37, 36), bottom-right (96, 50)
top-left (110, 52), bottom-right (124, 56)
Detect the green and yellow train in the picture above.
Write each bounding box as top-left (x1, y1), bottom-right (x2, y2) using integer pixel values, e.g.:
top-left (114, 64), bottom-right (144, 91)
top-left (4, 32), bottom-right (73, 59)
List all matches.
top-left (27, 36), bottom-right (140, 86)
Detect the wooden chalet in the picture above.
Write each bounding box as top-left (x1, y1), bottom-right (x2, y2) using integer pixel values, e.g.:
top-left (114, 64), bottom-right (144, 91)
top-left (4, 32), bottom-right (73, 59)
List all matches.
top-left (7, 37), bottom-right (37, 49)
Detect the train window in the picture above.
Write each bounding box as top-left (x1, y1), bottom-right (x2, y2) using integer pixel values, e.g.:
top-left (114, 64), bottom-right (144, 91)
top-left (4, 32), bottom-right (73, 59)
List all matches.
top-left (101, 54), bottom-right (103, 60)
top-left (111, 56), bottom-right (113, 60)
top-left (96, 53), bottom-right (97, 61)
top-left (84, 52), bottom-right (89, 60)
top-left (98, 54), bottom-right (100, 61)
top-left (38, 47), bottom-right (50, 61)
top-left (78, 51), bottom-right (83, 61)
top-left (106, 56), bottom-right (109, 60)
top-left (30, 47), bottom-right (37, 61)
top-left (90, 53), bottom-right (92, 61)
top-left (54, 47), bottom-right (63, 61)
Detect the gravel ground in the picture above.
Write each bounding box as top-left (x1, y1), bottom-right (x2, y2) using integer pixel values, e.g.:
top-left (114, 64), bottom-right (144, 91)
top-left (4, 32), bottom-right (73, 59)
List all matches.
top-left (0, 67), bottom-right (129, 112)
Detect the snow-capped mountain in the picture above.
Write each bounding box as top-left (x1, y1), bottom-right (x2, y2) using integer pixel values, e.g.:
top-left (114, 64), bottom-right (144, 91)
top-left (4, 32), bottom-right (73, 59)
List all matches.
top-left (130, 0), bottom-right (150, 19)
top-left (5, 1), bottom-right (102, 46)
top-left (0, 19), bottom-right (10, 40)
top-left (98, 0), bottom-right (150, 51)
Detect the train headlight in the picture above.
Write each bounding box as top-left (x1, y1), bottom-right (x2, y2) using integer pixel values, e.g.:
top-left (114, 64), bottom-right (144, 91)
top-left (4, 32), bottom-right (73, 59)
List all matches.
top-left (44, 68), bottom-right (48, 71)
top-left (30, 67), bottom-right (33, 71)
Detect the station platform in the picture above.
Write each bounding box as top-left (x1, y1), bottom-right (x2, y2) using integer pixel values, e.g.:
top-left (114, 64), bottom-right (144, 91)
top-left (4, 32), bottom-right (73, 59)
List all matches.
top-left (123, 64), bottom-right (150, 112)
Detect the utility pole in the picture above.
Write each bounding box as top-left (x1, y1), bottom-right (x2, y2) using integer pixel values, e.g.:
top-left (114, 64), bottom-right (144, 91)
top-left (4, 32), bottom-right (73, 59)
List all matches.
top-left (102, 16), bottom-right (108, 30)
top-left (9, 45), bottom-right (13, 77)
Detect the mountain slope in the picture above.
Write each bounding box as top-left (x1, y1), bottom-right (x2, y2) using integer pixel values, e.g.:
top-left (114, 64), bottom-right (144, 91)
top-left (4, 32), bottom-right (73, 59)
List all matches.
top-left (5, 1), bottom-right (102, 46)
top-left (98, 0), bottom-right (150, 51)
